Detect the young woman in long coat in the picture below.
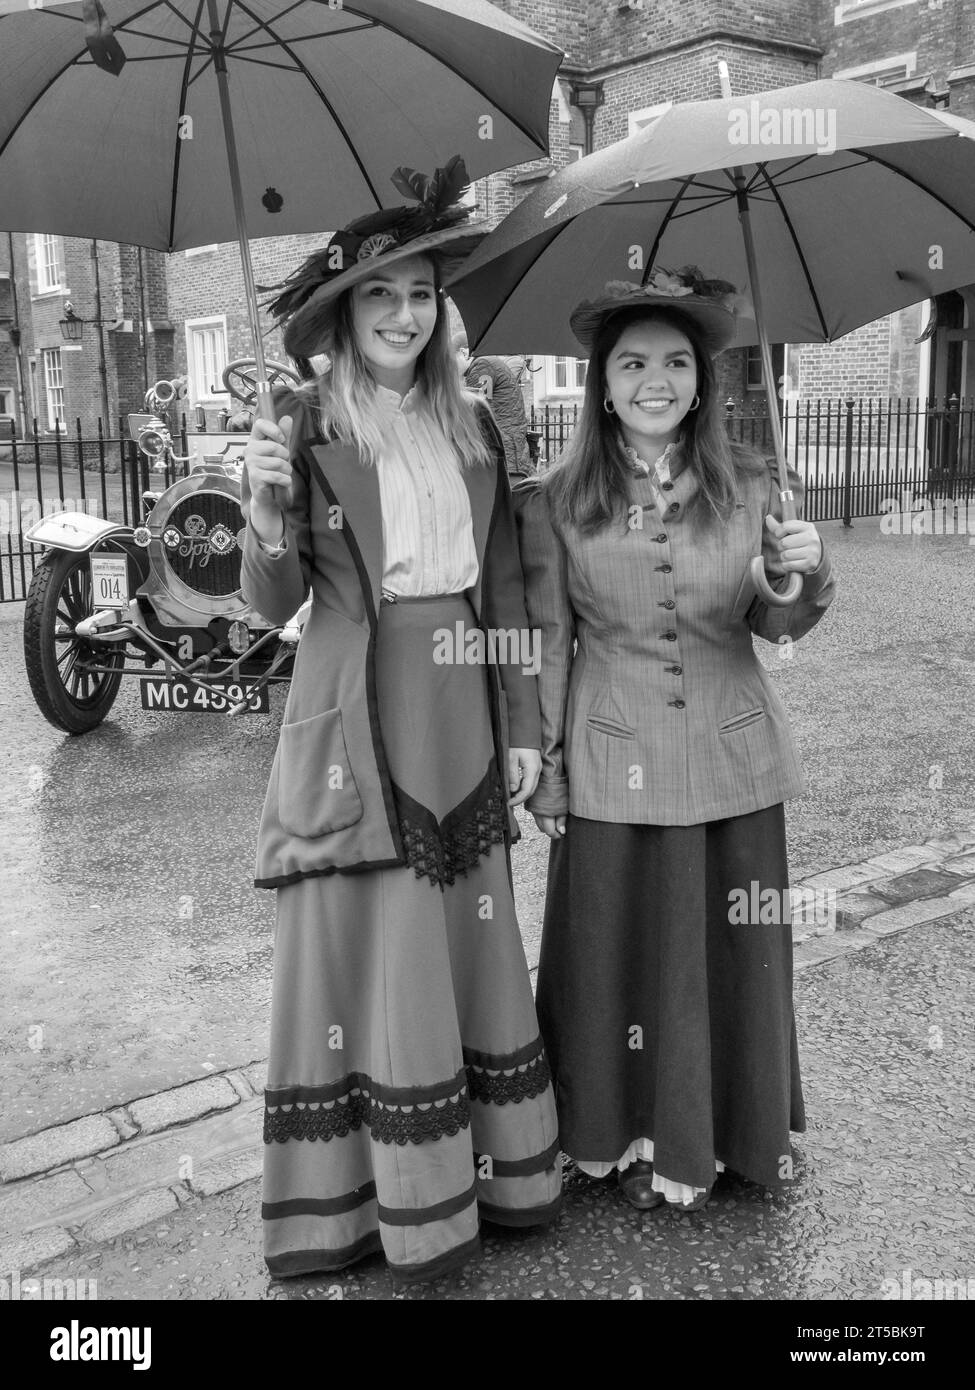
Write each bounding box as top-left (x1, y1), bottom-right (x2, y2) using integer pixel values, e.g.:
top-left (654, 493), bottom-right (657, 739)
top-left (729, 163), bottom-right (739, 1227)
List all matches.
top-left (240, 161), bottom-right (560, 1283)
top-left (515, 272), bottom-right (835, 1212)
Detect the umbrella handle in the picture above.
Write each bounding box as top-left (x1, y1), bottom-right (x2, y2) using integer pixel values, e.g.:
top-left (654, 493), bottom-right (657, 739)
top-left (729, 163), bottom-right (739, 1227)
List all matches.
top-left (749, 556), bottom-right (803, 607)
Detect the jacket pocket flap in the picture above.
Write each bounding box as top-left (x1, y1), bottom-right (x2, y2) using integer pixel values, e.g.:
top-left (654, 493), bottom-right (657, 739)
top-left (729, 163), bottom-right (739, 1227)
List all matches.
top-left (719, 706), bottom-right (767, 734)
top-left (277, 708), bottom-right (364, 838)
top-left (587, 715), bottom-right (636, 739)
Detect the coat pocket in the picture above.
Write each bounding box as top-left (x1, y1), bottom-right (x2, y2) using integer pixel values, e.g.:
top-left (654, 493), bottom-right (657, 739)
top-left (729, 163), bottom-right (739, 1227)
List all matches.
top-left (277, 708), bottom-right (364, 838)
top-left (587, 714), bottom-right (636, 739)
top-left (719, 706), bottom-right (767, 734)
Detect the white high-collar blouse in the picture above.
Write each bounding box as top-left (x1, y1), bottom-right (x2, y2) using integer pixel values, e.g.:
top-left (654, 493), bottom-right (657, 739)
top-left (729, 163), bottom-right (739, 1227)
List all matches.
top-left (260, 382), bottom-right (479, 598)
top-left (372, 384), bottom-right (478, 598)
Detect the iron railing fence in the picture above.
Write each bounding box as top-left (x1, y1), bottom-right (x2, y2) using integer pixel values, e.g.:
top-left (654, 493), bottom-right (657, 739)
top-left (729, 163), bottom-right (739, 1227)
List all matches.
top-left (530, 395), bottom-right (975, 525)
top-left (3, 398), bottom-right (974, 600)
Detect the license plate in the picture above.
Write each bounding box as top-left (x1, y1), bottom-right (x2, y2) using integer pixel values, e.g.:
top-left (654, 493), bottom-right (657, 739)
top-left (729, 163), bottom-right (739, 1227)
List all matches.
top-left (90, 555), bottom-right (130, 610)
top-left (139, 678), bottom-right (269, 713)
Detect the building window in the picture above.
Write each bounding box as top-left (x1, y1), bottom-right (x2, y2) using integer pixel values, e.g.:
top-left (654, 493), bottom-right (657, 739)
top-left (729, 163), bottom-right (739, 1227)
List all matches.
top-left (186, 317), bottom-right (229, 402)
top-left (0, 387), bottom-right (14, 418)
top-left (745, 346), bottom-right (764, 390)
top-left (833, 0), bottom-right (918, 26)
top-left (34, 234), bottom-right (64, 294)
top-left (745, 343), bottom-right (787, 396)
top-left (834, 52), bottom-right (917, 86)
top-left (628, 102), bottom-right (673, 136)
top-left (549, 356), bottom-right (587, 393)
top-left (41, 349), bottom-right (65, 429)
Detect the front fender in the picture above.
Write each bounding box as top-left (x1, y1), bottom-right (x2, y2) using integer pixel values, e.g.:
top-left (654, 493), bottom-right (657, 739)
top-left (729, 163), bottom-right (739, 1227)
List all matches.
top-left (25, 512), bottom-right (134, 553)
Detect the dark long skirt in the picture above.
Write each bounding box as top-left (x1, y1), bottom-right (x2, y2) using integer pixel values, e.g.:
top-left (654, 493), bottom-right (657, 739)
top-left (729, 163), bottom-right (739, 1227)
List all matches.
top-left (262, 594), bottom-right (561, 1283)
top-left (535, 807), bottom-right (805, 1191)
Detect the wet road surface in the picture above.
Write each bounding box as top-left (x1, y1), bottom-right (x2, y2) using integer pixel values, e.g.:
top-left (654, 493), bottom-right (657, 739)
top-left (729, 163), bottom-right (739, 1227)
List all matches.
top-left (21, 911), bottom-right (974, 1300)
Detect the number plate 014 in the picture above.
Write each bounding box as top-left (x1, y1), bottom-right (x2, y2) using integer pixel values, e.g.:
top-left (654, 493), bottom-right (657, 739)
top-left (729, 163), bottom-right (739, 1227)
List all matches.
top-left (90, 555), bottom-right (130, 610)
top-left (140, 679), bottom-right (270, 713)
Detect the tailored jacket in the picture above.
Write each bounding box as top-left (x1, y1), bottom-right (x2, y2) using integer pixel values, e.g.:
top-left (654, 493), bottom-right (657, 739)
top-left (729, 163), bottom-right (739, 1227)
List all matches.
top-left (513, 454), bottom-right (836, 826)
top-left (241, 389), bottom-right (541, 888)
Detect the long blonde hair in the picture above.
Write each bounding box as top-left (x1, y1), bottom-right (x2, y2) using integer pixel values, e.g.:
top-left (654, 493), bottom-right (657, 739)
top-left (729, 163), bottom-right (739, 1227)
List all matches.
top-left (301, 256), bottom-right (491, 468)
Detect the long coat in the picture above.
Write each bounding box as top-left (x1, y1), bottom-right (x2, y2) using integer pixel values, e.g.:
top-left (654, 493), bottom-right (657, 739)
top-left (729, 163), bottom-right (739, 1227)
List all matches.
top-left (241, 390), bottom-right (541, 888)
top-left (513, 455), bottom-right (835, 825)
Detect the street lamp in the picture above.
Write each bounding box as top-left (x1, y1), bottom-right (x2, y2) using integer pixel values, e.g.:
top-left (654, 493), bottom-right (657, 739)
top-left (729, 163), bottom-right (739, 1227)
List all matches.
top-left (58, 303), bottom-right (84, 342)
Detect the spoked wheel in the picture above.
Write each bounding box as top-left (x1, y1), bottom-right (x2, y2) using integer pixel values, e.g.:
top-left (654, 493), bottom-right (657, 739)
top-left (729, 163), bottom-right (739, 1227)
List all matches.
top-left (23, 551), bottom-right (125, 734)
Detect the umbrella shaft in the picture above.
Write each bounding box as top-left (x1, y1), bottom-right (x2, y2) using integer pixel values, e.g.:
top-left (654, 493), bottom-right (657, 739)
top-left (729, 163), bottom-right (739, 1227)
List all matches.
top-left (733, 177), bottom-right (794, 521)
top-left (206, 0), bottom-right (272, 423)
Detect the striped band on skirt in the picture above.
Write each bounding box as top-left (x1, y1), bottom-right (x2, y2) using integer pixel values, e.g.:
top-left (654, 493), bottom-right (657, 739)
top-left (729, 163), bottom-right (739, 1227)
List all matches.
top-left (262, 593), bottom-right (561, 1282)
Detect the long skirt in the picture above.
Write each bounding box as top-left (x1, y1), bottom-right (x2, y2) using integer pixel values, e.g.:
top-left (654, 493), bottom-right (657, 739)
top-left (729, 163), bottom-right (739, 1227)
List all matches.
top-left (535, 807), bottom-right (804, 1192)
top-left (262, 594), bottom-right (561, 1282)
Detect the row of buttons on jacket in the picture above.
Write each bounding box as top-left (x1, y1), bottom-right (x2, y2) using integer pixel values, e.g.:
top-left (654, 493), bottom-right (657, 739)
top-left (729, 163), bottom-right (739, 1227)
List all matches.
top-left (654, 525), bottom-right (683, 708)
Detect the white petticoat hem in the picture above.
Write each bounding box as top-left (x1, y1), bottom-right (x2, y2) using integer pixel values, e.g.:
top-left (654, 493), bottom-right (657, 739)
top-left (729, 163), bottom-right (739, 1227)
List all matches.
top-left (573, 1137), bottom-right (726, 1204)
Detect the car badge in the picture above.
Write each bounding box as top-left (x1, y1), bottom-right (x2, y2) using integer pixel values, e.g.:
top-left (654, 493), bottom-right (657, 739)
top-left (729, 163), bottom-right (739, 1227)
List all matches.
top-left (208, 524), bottom-right (235, 555)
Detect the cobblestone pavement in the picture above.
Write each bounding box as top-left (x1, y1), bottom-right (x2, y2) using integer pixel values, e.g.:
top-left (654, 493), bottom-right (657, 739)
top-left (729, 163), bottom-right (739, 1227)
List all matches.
top-left (4, 830), bottom-right (974, 1300)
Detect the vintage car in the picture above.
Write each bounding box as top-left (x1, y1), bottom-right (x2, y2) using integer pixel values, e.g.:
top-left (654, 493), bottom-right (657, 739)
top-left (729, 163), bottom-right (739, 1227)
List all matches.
top-left (22, 368), bottom-right (307, 734)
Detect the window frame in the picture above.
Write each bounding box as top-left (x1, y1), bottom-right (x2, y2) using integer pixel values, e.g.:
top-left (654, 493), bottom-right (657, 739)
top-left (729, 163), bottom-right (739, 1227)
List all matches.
top-left (833, 0), bottom-right (918, 26)
top-left (33, 234), bottom-right (64, 295)
top-left (542, 355), bottom-right (587, 398)
top-left (185, 315), bottom-right (230, 403)
top-left (41, 348), bottom-right (65, 430)
top-left (833, 52), bottom-right (918, 86)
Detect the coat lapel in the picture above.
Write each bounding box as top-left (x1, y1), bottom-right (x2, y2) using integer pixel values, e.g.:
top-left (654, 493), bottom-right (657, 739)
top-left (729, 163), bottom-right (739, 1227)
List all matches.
top-left (309, 441), bottom-right (383, 619)
top-left (461, 460), bottom-right (498, 616)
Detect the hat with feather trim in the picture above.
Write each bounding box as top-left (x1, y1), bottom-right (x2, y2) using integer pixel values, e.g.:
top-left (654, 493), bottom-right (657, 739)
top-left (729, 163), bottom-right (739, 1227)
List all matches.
top-left (569, 267), bottom-right (745, 357)
top-left (262, 156), bottom-right (487, 358)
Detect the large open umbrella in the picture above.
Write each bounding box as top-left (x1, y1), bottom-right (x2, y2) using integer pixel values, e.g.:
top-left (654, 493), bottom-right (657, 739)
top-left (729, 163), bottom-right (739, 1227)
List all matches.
top-left (0, 0), bottom-right (562, 417)
top-left (447, 78), bottom-right (975, 604)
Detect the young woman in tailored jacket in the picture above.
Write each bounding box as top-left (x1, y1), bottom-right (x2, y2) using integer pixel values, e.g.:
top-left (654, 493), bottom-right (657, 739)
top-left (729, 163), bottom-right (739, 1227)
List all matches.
top-left (239, 159), bottom-right (560, 1286)
top-left (514, 273), bottom-right (836, 1215)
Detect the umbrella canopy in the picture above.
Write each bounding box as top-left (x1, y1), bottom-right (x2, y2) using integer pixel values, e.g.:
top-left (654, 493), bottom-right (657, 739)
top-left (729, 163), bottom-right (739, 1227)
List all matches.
top-left (447, 79), bottom-right (975, 355)
top-left (0, 0), bottom-right (562, 251)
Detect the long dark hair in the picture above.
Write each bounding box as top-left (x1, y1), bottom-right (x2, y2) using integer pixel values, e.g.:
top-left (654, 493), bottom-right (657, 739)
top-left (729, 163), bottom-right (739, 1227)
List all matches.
top-left (547, 305), bottom-right (765, 534)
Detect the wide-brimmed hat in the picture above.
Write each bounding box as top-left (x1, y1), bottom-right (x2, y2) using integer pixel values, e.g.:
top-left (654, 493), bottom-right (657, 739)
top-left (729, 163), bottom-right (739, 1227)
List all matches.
top-left (569, 267), bottom-right (742, 357)
top-left (262, 155), bottom-right (487, 358)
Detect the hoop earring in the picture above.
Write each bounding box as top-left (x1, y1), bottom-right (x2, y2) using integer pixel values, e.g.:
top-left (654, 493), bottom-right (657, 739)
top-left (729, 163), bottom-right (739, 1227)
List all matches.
top-left (689, 394), bottom-right (701, 411)
top-left (603, 397), bottom-right (616, 415)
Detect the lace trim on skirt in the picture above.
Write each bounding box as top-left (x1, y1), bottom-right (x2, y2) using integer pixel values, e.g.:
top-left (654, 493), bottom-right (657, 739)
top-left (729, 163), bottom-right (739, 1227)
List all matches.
top-left (264, 1042), bottom-right (552, 1146)
top-left (393, 759), bottom-right (508, 889)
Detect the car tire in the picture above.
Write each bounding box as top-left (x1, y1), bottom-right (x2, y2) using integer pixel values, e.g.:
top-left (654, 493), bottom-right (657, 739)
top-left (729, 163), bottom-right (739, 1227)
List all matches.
top-left (23, 550), bottom-right (125, 734)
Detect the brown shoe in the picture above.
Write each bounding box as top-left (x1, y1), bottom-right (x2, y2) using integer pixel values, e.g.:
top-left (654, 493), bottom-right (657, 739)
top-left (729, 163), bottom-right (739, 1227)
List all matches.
top-left (618, 1159), bottom-right (665, 1210)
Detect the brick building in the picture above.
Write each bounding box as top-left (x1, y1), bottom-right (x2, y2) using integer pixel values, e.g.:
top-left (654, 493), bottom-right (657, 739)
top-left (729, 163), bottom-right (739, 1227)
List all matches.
top-left (3, 0), bottom-right (973, 434)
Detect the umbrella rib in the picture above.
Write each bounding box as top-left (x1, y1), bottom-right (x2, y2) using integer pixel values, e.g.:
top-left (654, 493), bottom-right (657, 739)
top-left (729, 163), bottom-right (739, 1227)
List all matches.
top-left (643, 174), bottom-right (698, 280)
top-left (837, 147), bottom-right (975, 238)
top-left (231, 27), bottom-right (372, 51)
top-left (167, 0), bottom-right (209, 250)
top-left (220, 53), bottom-right (305, 71)
top-left (756, 165), bottom-right (830, 341)
top-left (230, 0), bottom-right (383, 208)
